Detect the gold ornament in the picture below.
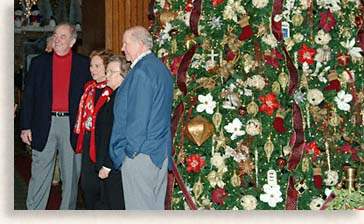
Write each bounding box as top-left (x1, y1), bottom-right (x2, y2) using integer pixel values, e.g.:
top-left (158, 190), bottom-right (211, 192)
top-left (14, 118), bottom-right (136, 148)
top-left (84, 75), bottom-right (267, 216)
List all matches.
top-left (342, 163), bottom-right (358, 191)
top-left (171, 39), bottom-right (177, 54)
top-left (247, 98), bottom-right (259, 116)
top-left (272, 81), bottom-right (281, 96)
top-left (292, 14), bottom-right (304, 26)
top-left (221, 26), bottom-right (243, 54)
top-left (264, 136), bottom-right (274, 162)
top-left (237, 140), bottom-right (255, 188)
top-left (329, 108), bottom-right (341, 127)
top-left (184, 34), bottom-right (197, 49)
top-left (212, 109), bottom-right (222, 130)
top-left (254, 23), bottom-right (269, 37)
top-left (193, 177), bottom-right (204, 199)
top-left (195, 77), bottom-right (216, 91)
top-left (159, 10), bottom-right (177, 27)
top-left (213, 130), bottom-right (228, 151)
top-left (218, 58), bottom-right (238, 80)
top-left (302, 156), bottom-right (310, 173)
top-left (278, 70), bottom-right (289, 91)
top-left (231, 171), bottom-right (241, 187)
top-left (177, 146), bottom-right (186, 165)
top-left (185, 116), bottom-right (214, 146)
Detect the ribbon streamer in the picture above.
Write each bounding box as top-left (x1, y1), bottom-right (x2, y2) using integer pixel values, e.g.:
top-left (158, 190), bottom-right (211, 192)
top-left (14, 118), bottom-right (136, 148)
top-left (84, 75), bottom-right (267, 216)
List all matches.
top-left (344, 69), bottom-right (361, 124)
top-left (190, 0), bottom-right (202, 36)
top-left (281, 45), bottom-right (298, 96)
top-left (287, 102), bottom-right (305, 171)
top-left (177, 44), bottom-right (200, 96)
top-left (285, 175), bottom-right (298, 210)
top-left (271, 0), bottom-right (284, 42)
top-left (165, 99), bottom-right (198, 210)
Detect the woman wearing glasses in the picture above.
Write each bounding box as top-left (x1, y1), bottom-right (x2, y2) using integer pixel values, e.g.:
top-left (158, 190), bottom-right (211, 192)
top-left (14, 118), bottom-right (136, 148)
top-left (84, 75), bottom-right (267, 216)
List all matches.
top-left (93, 55), bottom-right (130, 209)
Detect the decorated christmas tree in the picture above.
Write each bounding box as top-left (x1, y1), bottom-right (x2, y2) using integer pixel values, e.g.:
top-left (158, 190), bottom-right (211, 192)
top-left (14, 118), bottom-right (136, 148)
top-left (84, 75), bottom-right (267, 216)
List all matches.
top-left (149, 0), bottom-right (364, 210)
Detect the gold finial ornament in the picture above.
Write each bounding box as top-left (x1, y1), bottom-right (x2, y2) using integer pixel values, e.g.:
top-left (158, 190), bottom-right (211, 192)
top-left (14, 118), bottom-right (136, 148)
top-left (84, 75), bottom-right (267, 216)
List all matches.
top-left (212, 109), bottom-right (222, 130)
top-left (247, 98), bottom-right (259, 116)
top-left (264, 136), bottom-right (274, 162)
top-left (278, 69), bottom-right (289, 91)
top-left (193, 177), bottom-right (204, 199)
top-left (231, 171), bottom-right (241, 187)
top-left (272, 81), bottom-right (281, 96)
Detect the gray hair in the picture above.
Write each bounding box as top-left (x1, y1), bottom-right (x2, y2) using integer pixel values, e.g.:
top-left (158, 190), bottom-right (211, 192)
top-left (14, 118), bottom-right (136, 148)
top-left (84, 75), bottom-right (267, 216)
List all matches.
top-left (126, 26), bottom-right (153, 49)
top-left (55, 22), bottom-right (78, 40)
top-left (108, 55), bottom-right (131, 77)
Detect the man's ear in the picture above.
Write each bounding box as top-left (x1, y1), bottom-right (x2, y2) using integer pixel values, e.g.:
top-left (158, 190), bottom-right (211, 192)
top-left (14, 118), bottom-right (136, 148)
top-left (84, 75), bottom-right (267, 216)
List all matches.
top-left (70, 38), bottom-right (76, 47)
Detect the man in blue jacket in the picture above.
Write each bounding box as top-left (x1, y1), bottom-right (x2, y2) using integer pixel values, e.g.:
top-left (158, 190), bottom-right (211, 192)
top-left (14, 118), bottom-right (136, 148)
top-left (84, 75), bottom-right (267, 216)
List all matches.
top-left (20, 22), bottom-right (91, 209)
top-left (109, 26), bottom-right (174, 210)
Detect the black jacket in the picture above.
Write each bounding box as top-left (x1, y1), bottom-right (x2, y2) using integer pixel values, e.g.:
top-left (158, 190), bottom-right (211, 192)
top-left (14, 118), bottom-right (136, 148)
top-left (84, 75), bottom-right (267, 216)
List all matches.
top-left (20, 52), bottom-right (91, 151)
top-left (95, 90), bottom-right (116, 171)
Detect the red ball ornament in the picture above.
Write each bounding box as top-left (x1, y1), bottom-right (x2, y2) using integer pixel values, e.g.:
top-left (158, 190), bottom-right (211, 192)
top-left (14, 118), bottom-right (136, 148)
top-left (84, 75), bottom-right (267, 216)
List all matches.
top-left (336, 52), bottom-right (350, 66)
top-left (355, 16), bottom-right (363, 27)
top-left (238, 106), bottom-right (247, 116)
top-left (276, 157), bottom-right (287, 168)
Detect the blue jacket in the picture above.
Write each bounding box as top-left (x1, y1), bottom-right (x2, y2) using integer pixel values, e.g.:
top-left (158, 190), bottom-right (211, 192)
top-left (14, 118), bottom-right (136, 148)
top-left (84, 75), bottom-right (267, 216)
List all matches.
top-left (20, 52), bottom-right (91, 151)
top-left (109, 53), bottom-right (174, 170)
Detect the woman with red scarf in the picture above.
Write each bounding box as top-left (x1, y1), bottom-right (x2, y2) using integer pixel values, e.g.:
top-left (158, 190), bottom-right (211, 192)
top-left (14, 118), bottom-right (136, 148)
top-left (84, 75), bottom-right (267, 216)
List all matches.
top-left (74, 49), bottom-right (123, 209)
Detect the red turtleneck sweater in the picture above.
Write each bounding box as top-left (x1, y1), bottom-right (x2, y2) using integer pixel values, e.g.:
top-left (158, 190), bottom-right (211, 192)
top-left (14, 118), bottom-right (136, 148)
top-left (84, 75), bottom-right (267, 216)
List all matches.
top-left (52, 50), bottom-right (72, 112)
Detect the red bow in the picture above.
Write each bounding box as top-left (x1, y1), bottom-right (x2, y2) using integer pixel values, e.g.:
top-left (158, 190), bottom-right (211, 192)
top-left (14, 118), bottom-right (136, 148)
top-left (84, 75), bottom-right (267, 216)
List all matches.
top-left (338, 143), bottom-right (359, 161)
top-left (212, 0), bottom-right (224, 8)
top-left (304, 141), bottom-right (321, 163)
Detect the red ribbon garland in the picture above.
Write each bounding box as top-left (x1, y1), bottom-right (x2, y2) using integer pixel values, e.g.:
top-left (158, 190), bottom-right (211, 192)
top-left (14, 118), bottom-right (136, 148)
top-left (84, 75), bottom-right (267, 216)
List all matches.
top-left (281, 45), bottom-right (299, 96)
top-left (285, 175), bottom-right (298, 210)
top-left (254, 42), bottom-right (263, 73)
top-left (271, 0), bottom-right (284, 42)
top-left (344, 69), bottom-right (362, 125)
top-left (190, 0), bottom-right (202, 36)
top-left (165, 99), bottom-right (198, 210)
top-left (287, 102), bottom-right (305, 172)
top-left (165, 102), bottom-right (184, 209)
top-left (177, 44), bottom-right (200, 96)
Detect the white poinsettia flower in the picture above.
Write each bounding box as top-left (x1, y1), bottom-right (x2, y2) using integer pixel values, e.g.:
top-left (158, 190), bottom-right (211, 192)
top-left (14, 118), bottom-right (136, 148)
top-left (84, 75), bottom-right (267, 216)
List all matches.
top-left (293, 33), bottom-right (304, 43)
top-left (252, 0), bottom-right (269, 8)
top-left (211, 152), bottom-right (227, 172)
top-left (259, 184), bottom-right (283, 207)
top-left (317, 0), bottom-right (341, 12)
top-left (223, 6), bottom-right (237, 22)
top-left (340, 38), bottom-right (363, 60)
top-left (241, 195), bottom-right (257, 210)
top-left (224, 118), bottom-right (245, 140)
top-left (334, 90), bottom-right (353, 111)
top-left (207, 170), bottom-right (225, 188)
top-left (196, 93), bottom-right (216, 114)
top-left (315, 30), bottom-right (331, 45)
top-left (262, 34), bottom-right (278, 48)
top-left (247, 75), bottom-right (266, 90)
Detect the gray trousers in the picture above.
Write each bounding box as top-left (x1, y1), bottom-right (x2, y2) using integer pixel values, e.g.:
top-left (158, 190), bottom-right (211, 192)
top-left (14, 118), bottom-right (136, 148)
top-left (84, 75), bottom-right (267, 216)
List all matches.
top-left (26, 116), bottom-right (81, 210)
top-left (121, 153), bottom-right (168, 210)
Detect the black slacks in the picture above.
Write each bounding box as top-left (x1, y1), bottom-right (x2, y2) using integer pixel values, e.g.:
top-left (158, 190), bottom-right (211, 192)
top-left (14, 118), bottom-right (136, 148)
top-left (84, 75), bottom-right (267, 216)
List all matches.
top-left (79, 131), bottom-right (125, 210)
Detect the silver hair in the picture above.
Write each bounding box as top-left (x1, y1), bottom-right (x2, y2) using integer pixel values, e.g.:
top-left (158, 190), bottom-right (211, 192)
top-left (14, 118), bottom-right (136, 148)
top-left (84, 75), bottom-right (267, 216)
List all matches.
top-left (55, 22), bottom-right (78, 40)
top-left (108, 55), bottom-right (131, 77)
top-left (126, 26), bottom-right (153, 49)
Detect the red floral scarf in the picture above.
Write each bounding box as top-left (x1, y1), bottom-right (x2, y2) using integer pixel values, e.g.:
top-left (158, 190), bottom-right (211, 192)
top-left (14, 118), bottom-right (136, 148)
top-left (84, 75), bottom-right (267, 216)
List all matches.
top-left (74, 80), bottom-right (113, 163)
